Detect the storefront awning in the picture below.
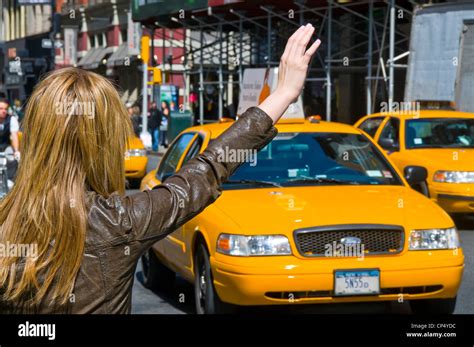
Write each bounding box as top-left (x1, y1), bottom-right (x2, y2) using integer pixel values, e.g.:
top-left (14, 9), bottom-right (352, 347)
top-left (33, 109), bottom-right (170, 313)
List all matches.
top-left (106, 43), bottom-right (135, 68)
top-left (78, 47), bottom-right (114, 70)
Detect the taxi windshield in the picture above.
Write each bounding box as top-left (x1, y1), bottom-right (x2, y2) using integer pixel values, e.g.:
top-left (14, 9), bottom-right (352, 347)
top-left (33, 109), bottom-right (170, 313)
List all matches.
top-left (405, 118), bottom-right (474, 149)
top-left (223, 132), bottom-right (402, 189)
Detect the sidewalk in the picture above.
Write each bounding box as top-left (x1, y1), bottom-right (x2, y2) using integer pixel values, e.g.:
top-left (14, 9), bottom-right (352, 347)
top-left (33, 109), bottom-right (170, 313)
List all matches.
top-left (147, 146), bottom-right (166, 157)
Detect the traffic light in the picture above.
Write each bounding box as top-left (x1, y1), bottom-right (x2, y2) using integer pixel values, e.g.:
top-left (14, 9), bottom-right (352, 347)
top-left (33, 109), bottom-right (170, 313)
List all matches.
top-left (152, 67), bottom-right (161, 84)
top-left (147, 67), bottom-right (162, 85)
top-left (141, 36), bottom-right (150, 64)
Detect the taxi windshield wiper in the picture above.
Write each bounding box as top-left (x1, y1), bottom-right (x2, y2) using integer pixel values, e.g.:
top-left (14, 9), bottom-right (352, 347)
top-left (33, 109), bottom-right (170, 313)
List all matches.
top-left (225, 179), bottom-right (282, 188)
top-left (284, 177), bottom-right (360, 185)
top-left (412, 144), bottom-right (446, 148)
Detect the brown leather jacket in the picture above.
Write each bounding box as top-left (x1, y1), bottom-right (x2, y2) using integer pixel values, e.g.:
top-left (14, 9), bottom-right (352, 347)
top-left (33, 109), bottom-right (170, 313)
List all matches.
top-left (0, 107), bottom-right (277, 313)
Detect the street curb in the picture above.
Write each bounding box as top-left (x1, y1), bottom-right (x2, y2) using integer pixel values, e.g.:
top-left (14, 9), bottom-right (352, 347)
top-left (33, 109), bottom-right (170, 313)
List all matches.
top-left (147, 150), bottom-right (165, 157)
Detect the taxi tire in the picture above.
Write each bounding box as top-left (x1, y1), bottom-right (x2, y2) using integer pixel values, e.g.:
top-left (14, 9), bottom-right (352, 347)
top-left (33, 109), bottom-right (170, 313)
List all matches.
top-left (409, 297), bottom-right (457, 314)
top-left (194, 242), bottom-right (235, 314)
top-left (127, 179), bottom-right (141, 190)
top-left (141, 249), bottom-right (175, 292)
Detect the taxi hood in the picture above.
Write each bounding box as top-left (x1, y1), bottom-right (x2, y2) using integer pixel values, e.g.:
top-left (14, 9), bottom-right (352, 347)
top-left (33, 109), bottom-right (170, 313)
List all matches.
top-left (214, 185), bottom-right (454, 234)
top-left (400, 148), bottom-right (474, 172)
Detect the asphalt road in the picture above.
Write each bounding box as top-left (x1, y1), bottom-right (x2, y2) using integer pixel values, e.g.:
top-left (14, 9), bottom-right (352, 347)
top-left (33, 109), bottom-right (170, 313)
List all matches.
top-left (129, 154), bottom-right (474, 314)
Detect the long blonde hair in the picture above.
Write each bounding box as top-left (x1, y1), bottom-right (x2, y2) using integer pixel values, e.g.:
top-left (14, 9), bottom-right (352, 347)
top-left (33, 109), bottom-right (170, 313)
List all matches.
top-left (0, 67), bottom-right (133, 305)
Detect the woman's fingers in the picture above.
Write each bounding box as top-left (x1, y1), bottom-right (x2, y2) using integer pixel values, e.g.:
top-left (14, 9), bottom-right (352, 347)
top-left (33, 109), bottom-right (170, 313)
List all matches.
top-left (281, 25), bottom-right (305, 63)
top-left (304, 38), bottom-right (322, 62)
top-left (295, 24), bottom-right (315, 57)
top-left (289, 24), bottom-right (310, 62)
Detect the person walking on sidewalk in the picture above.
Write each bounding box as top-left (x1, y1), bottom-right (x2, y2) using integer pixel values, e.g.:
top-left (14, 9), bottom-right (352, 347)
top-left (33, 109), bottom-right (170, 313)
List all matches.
top-left (159, 101), bottom-right (170, 148)
top-left (148, 101), bottom-right (162, 152)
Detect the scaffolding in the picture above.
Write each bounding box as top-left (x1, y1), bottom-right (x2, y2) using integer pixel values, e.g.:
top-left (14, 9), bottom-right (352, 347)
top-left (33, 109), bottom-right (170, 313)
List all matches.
top-left (139, 0), bottom-right (419, 124)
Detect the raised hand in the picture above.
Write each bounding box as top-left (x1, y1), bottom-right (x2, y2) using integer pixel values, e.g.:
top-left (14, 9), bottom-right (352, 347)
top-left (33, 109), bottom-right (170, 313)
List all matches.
top-left (258, 24), bottom-right (321, 124)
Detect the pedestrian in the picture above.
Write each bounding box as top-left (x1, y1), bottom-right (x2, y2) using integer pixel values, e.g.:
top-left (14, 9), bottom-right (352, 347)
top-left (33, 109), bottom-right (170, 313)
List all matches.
top-left (160, 100), bottom-right (170, 148)
top-left (0, 98), bottom-right (20, 180)
top-left (148, 101), bottom-right (162, 152)
top-left (12, 99), bottom-right (24, 123)
top-left (128, 103), bottom-right (141, 137)
top-left (0, 24), bottom-right (320, 313)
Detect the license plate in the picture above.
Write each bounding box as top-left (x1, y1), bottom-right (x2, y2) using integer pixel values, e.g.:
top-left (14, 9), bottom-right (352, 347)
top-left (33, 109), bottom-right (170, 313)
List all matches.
top-left (334, 269), bottom-right (380, 296)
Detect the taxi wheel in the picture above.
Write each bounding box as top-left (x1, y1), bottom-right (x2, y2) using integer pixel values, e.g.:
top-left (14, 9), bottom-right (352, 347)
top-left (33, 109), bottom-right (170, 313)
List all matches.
top-left (194, 242), bottom-right (235, 314)
top-left (127, 179), bottom-right (141, 190)
top-left (141, 249), bottom-right (175, 292)
top-left (409, 297), bottom-right (457, 314)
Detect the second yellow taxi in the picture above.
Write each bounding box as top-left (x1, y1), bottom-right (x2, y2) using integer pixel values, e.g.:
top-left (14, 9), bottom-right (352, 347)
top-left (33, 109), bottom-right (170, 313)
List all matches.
top-left (355, 110), bottom-right (474, 215)
top-left (125, 136), bottom-right (148, 188)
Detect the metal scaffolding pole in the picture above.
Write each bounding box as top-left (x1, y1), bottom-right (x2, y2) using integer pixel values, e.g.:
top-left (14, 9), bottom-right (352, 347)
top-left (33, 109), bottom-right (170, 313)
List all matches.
top-left (267, 7), bottom-right (271, 68)
top-left (183, 28), bottom-right (189, 112)
top-left (199, 29), bottom-right (204, 125)
top-left (239, 18), bottom-right (243, 86)
top-left (299, 3), bottom-right (304, 25)
top-left (218, 23), bottom-right (223, 120)
top-left (367, 0), bottom-right (373, 115)
top-left (389, 0), bottom-right (395, 111)
top-left (326, 0), bottom-right (332, 121)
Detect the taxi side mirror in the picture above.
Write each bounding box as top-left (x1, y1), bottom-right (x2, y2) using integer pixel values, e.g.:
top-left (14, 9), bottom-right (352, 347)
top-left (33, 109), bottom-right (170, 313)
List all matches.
top-left (404, 166), bottom-right (428, 185)
top-left (404, 166), bottom-right (429, 197)
top-left (379, 138), bottom-right (399, 152)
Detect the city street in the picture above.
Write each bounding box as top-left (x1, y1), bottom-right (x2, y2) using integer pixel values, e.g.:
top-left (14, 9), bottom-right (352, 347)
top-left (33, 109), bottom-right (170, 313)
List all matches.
top-left (2, 3), bottom-right (474, 345)
top-left (129, 154), bottom-right (474, 314)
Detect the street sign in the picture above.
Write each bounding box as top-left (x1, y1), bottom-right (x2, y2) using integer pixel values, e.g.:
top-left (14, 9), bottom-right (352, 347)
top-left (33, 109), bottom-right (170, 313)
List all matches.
top-left (54, 40), bottom-right (64, 49)
top-left (41, 39), bottom-right (53, 49)
top-left (237, 68), bottom-right (304, 120)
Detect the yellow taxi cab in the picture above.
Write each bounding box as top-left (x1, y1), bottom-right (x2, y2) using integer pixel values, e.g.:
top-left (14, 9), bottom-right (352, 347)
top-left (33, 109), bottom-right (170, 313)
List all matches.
top-left (355, 110), bottom-right (474, 215)
top-left (140, 118), bottom-right (464, 314)
top-left (125, 136), bottom-right (148, 187)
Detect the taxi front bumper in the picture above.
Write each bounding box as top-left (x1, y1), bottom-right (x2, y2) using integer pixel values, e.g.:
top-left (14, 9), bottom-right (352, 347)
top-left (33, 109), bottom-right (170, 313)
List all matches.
top-left (211, 250), bottom-right (464, 306)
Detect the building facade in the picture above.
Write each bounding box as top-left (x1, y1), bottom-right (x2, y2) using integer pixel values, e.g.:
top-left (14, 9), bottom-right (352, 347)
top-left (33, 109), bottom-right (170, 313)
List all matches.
top-left (0, 0), bottom-right (53, 100)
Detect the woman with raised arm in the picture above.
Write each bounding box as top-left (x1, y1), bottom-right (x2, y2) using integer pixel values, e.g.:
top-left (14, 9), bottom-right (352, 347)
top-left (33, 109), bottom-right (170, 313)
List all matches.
top-left (0, 25), bottom-right (321, 313)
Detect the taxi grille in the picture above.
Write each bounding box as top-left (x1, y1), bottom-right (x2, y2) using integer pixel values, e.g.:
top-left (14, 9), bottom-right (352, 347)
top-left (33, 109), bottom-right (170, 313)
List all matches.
top-left (294, 225), bottom-right (404, 257)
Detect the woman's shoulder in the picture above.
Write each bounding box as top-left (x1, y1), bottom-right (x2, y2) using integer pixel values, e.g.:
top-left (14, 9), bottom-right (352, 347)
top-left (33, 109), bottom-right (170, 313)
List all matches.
top-left (85, 191), bottom-right (133, 249)
top-left (84, 190), bottom-right (155, 250)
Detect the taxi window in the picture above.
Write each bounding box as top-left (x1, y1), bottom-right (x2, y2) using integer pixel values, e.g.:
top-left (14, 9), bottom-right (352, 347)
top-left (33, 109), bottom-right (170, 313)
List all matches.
top-left (378, 118), bottom-right (400, 150)
top-left (405, 118), bottom-right (474, 149)
top-left (181, 134), bottom-right (204, 165)
top-left (224, 132), bottom-right (402, 189)
top-left (358, 117), bottom-right (385, 138)
top-left (156, 133), bottom-right (195, 181)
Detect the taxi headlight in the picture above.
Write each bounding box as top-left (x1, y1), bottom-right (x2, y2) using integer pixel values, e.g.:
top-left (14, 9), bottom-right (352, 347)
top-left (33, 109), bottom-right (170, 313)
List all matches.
top-left (409, 227), bottom-right (460, 250)
top-left (217, 234), bottom-right (292, 256)
top-left (433, 171), bottom-right (474, 183)
top-left (125, 149), bottom-right (147, 157)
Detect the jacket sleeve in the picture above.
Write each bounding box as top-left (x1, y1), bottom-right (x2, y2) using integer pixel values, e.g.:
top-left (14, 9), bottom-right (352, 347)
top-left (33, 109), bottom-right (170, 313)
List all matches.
top-left (125, 106), bottom-right (278, 250)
